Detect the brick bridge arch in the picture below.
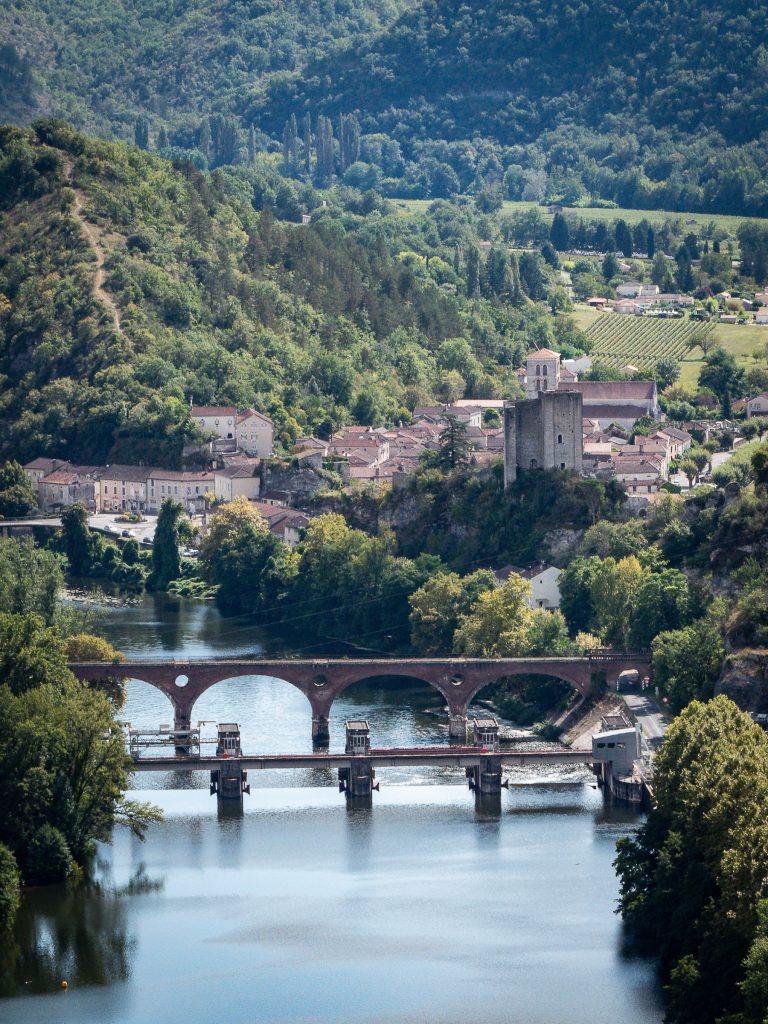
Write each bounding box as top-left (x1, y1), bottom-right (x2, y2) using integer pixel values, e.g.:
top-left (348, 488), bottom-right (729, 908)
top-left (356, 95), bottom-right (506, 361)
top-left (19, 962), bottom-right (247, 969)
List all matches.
top-left (68, 654), bottom-right (651, 744)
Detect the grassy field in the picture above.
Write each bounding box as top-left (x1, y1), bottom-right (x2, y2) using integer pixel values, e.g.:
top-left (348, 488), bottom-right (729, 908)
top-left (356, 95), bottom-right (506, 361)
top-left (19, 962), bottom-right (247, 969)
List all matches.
top-left (679, 322), bottom-right (768, 387)
top-left (394, 199), bottom-right (768, 236)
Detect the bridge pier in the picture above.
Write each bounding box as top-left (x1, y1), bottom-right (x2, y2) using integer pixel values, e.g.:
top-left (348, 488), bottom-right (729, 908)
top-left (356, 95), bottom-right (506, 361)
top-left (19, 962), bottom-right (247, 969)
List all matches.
top-left (312, 713), bottom-right (330, 749)
top-left (338, 759), bottom-right (375, 799)
top-left (210, 761), bottom-right (250, 802)
top-left (448, 709), bottom-right (469, 742)
top-left (467, 756), bottom-right (506, 796)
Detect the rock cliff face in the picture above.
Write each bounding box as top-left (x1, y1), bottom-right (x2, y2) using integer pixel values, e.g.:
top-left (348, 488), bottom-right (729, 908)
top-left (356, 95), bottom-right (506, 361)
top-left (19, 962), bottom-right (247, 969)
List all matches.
top-left (716, 650), bottom-right (768, 713)
top-left (542, 528), bottom-right (583, 565)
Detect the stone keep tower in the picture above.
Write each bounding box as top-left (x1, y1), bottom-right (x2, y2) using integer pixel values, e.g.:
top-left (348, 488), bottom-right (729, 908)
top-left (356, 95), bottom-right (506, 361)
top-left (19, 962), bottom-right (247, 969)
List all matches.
top-left (503, 390), bottom-right (583, 487)
top-left (525, 348), bottom-right (561, 399)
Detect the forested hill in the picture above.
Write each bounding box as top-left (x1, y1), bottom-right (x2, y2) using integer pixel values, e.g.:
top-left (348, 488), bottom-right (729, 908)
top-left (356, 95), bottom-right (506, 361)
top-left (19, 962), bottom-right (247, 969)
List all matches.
top-left (3, 0), bottom-right (768, 214)
top-left (0, 0), bottom-right (410, 137)
top-left (261, 0), bottom-right (768, 147)
top-left (0, 121), bottom-right (545, 466)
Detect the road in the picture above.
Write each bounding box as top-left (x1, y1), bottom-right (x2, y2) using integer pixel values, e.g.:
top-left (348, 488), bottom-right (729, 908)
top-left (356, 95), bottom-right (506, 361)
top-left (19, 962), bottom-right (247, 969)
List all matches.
top-left (623, 691), bottom-right (669, 752)
top-left (0, 513), bottom-right (157, 543)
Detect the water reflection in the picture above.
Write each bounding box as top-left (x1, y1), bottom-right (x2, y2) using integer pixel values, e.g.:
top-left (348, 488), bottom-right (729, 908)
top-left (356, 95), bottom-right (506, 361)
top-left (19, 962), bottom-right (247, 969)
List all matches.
top-left (0, 597), bottom-right (665, 1024)
top-left (0, 866), bottom-right (163, 999)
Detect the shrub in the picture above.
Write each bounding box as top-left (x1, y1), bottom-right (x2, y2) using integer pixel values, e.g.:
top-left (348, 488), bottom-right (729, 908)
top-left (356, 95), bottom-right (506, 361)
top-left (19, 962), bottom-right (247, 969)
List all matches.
top-left (0, 843), bottom-right (21, 932)
top-left (25, 825), bottom-right (73, 885)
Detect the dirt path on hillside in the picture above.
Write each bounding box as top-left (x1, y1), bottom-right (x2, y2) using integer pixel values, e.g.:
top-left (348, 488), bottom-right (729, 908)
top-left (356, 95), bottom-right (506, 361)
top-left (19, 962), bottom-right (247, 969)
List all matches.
top-left (64, 159), bottom-right (122, 333)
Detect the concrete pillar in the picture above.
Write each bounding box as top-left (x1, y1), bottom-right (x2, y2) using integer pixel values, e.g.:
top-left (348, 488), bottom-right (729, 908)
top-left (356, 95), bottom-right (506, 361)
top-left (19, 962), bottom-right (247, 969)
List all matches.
top-left (210, 761), bottom-right (249, 801)
top-left (338, 759), bottom-right (374, 799)
top-left (467, 758), bottom-right (505, 796)
top-left (312, 713), bottom-right (330, 749)
top-left (479, 756), bottom-right (502, 795)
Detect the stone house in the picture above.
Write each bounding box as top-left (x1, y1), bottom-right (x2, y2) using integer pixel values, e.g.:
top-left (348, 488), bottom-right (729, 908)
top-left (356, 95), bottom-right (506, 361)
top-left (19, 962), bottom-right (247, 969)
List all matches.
top-left (610, 456), bottom-right (661, 494)
top-left (191, 405), bottom-right (237, 441)
top-left (495, 563), bottom-right (563, 609)
top-left (235, 409), bottom-right (274, 458)
top-left (147, 470), bottom-right (214, 513)
top-left (39, 466), bottom-right (100, 513)
top-left (23, 458), bottom-right (68, 497)
top-left (96, 466), bottom-right (154, 513)
top-left (651, 425), bottom-right (692, 459)
top-left (747, 392), bottom-right (768, 417)
top-left (213, 465), bottom-right (261, 503)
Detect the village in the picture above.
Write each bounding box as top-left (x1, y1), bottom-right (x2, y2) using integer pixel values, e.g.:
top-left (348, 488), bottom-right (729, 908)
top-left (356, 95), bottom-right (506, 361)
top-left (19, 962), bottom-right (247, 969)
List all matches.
top-left (14, 349), bottom-right (760, 576)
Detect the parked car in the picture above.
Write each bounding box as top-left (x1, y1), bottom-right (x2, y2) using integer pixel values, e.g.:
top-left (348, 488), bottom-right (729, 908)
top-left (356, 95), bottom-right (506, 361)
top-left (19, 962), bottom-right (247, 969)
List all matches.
top-left (121, 529), bottom-right (134, 537)
top-left (141, 535), bottom-right (153, 546)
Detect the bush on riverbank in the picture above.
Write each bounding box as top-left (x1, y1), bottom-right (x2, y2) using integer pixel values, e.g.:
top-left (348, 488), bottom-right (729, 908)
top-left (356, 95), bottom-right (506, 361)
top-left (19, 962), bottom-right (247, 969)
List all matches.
top-left (0, 844), bottom-right (20, 933)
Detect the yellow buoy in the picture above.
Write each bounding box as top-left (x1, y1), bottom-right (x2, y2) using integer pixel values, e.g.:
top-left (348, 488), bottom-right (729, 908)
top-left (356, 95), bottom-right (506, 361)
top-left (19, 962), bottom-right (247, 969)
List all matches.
top-left (60, 980), bottom-right (68, 990)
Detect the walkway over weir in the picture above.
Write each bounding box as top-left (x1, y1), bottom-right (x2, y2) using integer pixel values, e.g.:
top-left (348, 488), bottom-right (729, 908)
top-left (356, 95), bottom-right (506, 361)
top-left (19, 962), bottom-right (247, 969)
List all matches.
top-left (69, 653), bottom-right (651, 743)
top-left (131, 747), bottom-right (593, 772)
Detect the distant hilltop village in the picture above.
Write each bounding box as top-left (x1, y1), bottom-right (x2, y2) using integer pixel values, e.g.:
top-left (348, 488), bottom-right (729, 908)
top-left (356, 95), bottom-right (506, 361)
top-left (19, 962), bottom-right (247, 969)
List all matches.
top-left (19, 349), bottom-right (733, 524)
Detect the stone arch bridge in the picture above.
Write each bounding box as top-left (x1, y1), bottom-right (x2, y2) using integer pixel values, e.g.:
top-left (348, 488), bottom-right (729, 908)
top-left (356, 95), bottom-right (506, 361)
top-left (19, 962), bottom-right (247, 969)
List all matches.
top-left (69, 653), bottom-right (651, 744)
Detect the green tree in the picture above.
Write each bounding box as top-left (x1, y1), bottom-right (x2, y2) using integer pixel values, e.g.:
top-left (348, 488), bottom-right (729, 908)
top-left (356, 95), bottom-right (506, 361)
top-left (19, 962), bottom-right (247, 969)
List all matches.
top-left (559, 555), bottom-right (602, 635)
top-left (134, 115), bottom-right (149, 150)
top-left (438, 415), bottom-right (471, 470)
top-left (0, 679), bottom-right (160, 885)
top-left (0, 843), bottom-right (20, 933)
top-left (651, 618), bottom-right (724, 709)
top-left (0, 538), bottom-right (63, 624)
top-left (699, 347), bottom-right (746, 416)
top-left (590, 555), bottom-right (647, 648)
top-left (602, 251), bottom-right (620, 280)
top-left (550, 212), bottom-right (570, 252)
top-left (0, 460), bottom-right (37, 517)
top-left (615, 219), bottom-right (633, 257)
top-left (655, 357), bottom-right (680, 390)
top-left (149, 498), bottom-right (186, 590)
top-left (615, 697), bottom-right (768, 1024)
top-left (61, 503), bottom-right (97, 576)
top-left (409, 569), bottom-right (496, 653)
top-left (0, 612), bottom-right (69, 694)
top-left (628, 569), bottom-right (691, 648)
top-left (525, 608), bottom-right (573, 654)
top-left (200, 496), bottom-right (282, 615)
top-left (453, 575), bottom-right (532, 656)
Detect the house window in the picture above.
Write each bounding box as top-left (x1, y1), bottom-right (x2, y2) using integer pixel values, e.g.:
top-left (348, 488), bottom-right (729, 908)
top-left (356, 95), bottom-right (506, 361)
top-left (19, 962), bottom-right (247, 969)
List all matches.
top-left (530, 458), bottom-right (538, 469)
top-left (543, 365), bottom-right (548, 376)
top-left (536, 364), bottom-right (541, 375)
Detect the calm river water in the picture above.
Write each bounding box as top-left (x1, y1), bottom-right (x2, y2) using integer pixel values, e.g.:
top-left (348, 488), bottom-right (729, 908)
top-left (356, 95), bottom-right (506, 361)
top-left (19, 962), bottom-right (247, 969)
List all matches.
top-left (1, 595), bottom-right (664, 1024)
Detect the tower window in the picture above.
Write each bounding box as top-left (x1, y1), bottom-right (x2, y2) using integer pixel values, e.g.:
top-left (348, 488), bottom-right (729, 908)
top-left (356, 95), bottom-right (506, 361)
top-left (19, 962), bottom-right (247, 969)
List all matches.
top-left (557, 433), bottom-right (563, 444)
top-left (561, 462), bottom-right (566, 469)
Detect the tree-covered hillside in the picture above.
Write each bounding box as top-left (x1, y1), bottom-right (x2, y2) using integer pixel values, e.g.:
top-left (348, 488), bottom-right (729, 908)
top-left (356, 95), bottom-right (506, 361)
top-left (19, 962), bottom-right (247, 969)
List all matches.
top-left (258, 0), bottom-right (768, 214)
top-left (0, 0), bottom-right (409, 137)
top-left (0, 120), bottom-right (550, 466)
top-left (264, 0), bottom-right (768, 146)
top-left (3, 0), bottom-right (768, 214)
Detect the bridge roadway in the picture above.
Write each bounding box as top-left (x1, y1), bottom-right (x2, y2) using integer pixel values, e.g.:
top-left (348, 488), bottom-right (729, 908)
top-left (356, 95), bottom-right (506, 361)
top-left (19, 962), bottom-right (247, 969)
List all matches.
top-left (130, 747), bottom-right (594, 772)
top-left (71, 652), bottom-right (651, 743)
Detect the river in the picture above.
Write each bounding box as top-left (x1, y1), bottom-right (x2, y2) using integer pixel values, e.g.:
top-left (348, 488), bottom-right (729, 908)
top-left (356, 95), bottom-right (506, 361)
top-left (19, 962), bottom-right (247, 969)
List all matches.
top-left (1, 595), bottom-right (664, 1024)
